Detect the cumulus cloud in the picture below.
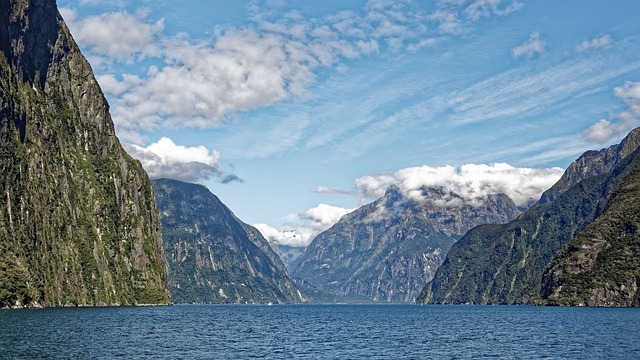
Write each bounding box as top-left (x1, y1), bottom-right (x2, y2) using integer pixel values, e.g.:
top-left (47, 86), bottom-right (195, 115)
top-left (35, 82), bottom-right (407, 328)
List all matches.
top-left (109, 29), bottom-right (322, 135)
top-left (575, 34), bottom-right (612, 52)
top-left (61, 8), bottom-right (164, 60)
top-left (584, 119), bottom-right (616, 144)
top-left (355, 163), bottom-right (563, 207)
top-left (585, 81), bottom-right (640, 144)
top-left (255, 204), bottom-right (355, 247)
top-left (512, 32), bottom-right (545, 59)
top-left (124, 137), bottom-right (224, 183)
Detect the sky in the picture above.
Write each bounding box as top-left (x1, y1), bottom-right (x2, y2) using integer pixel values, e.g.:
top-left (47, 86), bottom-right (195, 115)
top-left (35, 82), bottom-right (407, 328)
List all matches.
top-left (57, 0), bottom-right (640, 247)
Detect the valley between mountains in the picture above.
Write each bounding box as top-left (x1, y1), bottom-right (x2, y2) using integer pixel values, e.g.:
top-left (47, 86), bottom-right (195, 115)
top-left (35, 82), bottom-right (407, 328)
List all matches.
top-left (1, 0), bottom-right (639, 308)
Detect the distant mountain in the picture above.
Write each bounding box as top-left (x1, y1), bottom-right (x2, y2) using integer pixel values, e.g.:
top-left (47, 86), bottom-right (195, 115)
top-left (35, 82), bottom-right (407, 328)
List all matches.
top-left (290, 185), bottom-right (520, 303)
top-left (418, 128), bottom-right (640, 305)
top-left (271, 244), bottom-right (306, 268)
top-left (152, 179), bottom-right (303, 304)
top-left (541, 146), bottom-right (640, 306)
top-left (0, 0), bottom-right (170, 308)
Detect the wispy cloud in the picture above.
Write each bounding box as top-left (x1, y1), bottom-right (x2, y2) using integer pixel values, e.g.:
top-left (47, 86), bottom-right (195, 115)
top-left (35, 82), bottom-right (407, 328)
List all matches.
top-left (512, 32), bottom-right (545, 59)
top-left (315, 186), bottom-right (353, 196)
top-left (445, 43), bottom-right (640, 125)
top-left (430, 0), bottom-right (523, 35)
top-left (576, 34), bottom-right (612, 52)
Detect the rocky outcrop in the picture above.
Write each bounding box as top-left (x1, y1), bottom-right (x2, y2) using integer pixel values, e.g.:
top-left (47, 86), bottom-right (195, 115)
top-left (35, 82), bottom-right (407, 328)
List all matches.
top-left (291, 186), bottom-right (519, 303)
top-left (153, 179), bottom-right (303, 304)
top-left (418, 128), bottom-right (640, 305)
top-left (0, 0), bottom-right (171, 308)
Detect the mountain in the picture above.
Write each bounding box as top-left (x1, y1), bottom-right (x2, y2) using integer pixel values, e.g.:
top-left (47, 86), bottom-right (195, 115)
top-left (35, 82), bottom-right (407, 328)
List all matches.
top-left (418, 128), bottom-right (640, 305)
top-left (0, 0), bottom-right (171, 308)
top-left (540, 146), bottom-right (640, 306)
top-left (271, 243), bottom-right (305, 268)
top-left (538, 129), bottom-right (640, 204)
top-left (290, 185), bottom-right (520, 303)
top-left (152, 179), bottom-right (303, 304)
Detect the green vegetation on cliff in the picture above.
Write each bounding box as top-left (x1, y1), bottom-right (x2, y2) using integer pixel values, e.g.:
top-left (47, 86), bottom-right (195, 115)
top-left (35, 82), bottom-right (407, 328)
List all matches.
top-left (0, 0), bottom-right (170, 307)
top-left (541, 147), bottom-right (640, 306)
top-left (418, 128), bottom-right (640, 305)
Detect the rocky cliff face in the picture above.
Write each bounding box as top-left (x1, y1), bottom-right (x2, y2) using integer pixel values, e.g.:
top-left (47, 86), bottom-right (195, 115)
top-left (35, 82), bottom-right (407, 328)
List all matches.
top-left (541, 146), bottom-right (640, 306)
top-left (0, 0), bottom-right (171, 308)
top-left (152, 179), bottom-right (303, 304)
top-left (290, 186), bottom-right (519, 303)
top-left (418, 128), bottom-right (640, 305)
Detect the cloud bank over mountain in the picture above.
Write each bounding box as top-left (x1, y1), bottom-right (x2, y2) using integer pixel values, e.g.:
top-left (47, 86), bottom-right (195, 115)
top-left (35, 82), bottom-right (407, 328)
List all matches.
top-left (354, 163), bottom-right (564, 207)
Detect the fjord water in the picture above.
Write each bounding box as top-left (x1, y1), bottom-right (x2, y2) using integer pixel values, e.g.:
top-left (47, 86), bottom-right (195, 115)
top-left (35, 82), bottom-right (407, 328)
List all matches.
top-left (1, 305), bottom-right (639, 359)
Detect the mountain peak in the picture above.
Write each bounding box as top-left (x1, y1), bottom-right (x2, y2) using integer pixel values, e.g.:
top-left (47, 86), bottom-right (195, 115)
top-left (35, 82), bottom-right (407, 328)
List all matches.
top-left (538, 126), bottom-right (640, 204)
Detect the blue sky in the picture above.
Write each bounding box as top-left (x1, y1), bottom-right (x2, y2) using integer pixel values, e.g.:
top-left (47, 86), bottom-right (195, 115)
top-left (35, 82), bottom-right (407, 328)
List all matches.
top-left (57, 0), bottom-right (640, 246)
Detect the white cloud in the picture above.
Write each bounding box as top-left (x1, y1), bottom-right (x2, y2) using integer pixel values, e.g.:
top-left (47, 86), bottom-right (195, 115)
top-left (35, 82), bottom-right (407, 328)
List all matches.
top-left (430, 0), bottom-right (523, 34)
top-left (512, 32), bottom-right (545, 59)
top-left (576, 34), bottom-right (612, 52)
top-left (64, 0), bottom-right (524, 141)
top-left (407, 37), bottom-right (442, 52)
top-left (464, 0), bottom-right (523, 21)
top-left (255, 204), bottom-right (355, 247)
top-left (585, 81), bottom-right (640, 144)
top-left (584, 119), bottom-right (616, 144)
top-left (124, 137), bottom-right (223, 182)
top-left (355, 163), bottom-right (563, 207)
top-left (62, 8), bottom-right (164, 60)
top-left (95, 74), bottom-right (142, 96)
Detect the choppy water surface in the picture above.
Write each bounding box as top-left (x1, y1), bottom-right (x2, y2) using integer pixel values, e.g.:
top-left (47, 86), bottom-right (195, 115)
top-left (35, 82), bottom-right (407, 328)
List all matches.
top-left (1, 304), bottom-right (639, 359)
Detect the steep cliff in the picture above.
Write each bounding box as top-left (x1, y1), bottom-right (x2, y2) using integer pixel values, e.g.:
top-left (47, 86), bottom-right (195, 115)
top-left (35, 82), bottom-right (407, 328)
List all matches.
top-left (291, 186), bottom-right (519, 303)
top-left (418, 128), bottom-right (640, 305)
top-left (0, 0), bottom-right (170, 308)
top-left (152, 179), bottom-right (303, 304)
top-left (541, 147), bottom-right (640, 306)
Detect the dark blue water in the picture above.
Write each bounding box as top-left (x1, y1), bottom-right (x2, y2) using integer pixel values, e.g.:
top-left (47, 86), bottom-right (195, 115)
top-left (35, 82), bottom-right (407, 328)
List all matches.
top-left (1, 304), bottom-right (639, 359)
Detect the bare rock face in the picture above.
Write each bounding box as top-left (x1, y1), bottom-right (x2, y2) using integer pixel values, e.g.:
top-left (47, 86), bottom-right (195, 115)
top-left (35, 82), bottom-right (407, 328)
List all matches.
top-left (0, 0), bottom-right (171, 308)
top-left (290, 186), bottom-right (519, 303)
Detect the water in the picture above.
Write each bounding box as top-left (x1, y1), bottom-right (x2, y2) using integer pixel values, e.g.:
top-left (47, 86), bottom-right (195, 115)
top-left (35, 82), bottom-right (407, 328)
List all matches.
top-left (1, 304), bottom-right (639, 359)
